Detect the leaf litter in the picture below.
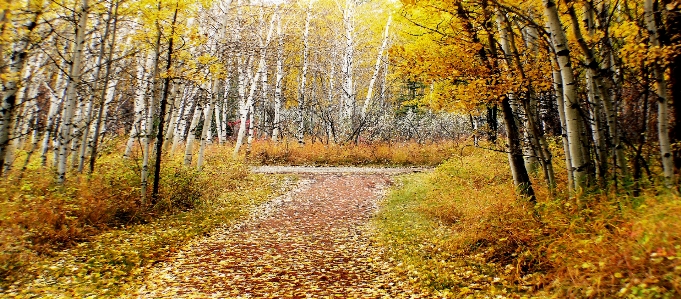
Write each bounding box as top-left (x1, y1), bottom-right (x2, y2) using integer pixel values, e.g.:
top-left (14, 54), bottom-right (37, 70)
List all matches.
top-left (136, 174), bottom-right (429, 298)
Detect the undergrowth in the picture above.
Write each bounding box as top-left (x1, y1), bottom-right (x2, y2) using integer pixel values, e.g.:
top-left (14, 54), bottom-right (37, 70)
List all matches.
top-left (247, 139), bottom-right (457, 166)
top-left (376, 146), bottom-right (681, 298)
top-left (0, 145), bottom-right (293, 297)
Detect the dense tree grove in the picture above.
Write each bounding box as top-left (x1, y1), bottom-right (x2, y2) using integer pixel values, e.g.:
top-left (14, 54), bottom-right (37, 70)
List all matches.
top-left (392, 0), bottom-right (681, 195)
top-left (1, 0), bottom-right (679, 198)
top-left (0, 0), bottom-right (451, 195)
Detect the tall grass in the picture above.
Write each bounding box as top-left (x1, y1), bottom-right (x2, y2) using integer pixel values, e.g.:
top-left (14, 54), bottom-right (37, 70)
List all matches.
top-left (0, 145), bottom-right (291, 296)
top-left (376, 146), bottom-right (681, 297)
top-left (247, 139), bottom-right (458, 166)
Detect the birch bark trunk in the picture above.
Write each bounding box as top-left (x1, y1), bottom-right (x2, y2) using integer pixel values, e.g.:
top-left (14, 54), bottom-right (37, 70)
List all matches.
top-left (197, 84), bottom-right (217, 171)
top-left (151, 6), bottom-right (178, 202)
top-left (164, 83), bottom-right (184, 152)
top-left (361, 15), bottom-right (391, 118)
top-left (234, 11), bottom-right (276, 155)
top-left (645, 0), bottom-right (674, 186)
top-left (566, 4), bottom-right (628, 182)
top-left (298, 1), bottom-right (312, 145)
top-left (56, 0), bottom-right (89, 183)
top-left (0, 13), bottom-right (39, 175)
top-left (543, 0), bottom-right (588, 190)
top-left (183, 93), bottom-right (204, 165)
top-left (586, 71), bottom-right (607, 186)
top-left (496, 9), bottom-right (555, 188)
top-left (340, 0), bottom-right (355, 134)
top-left (272, 13), bottom-right (284, 142)
top-left (124, 55), bottom-right (151, 158)
top-left (40, 80), bottom-right (63, 166)
top-left (78, 2), bottom-right (115, 173)
top-left (172, 87), bottom-right (191, 155)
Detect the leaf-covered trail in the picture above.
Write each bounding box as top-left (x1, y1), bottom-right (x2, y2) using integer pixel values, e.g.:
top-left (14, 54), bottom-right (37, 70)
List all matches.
top-left (136, 173), bottom-right (426, 298)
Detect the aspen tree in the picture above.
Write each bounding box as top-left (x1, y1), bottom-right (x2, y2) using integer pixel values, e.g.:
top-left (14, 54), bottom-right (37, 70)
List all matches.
top-left (543, 0), bottom-right (588, 190)
top-left (233, 10), bottom-right (276, 155)
top-left (496, 9), bottom-right (555, 189)
top-left (88, 0), bottom-right (119, 173)
top-left (3, 50), bottom-right (44, 173)
top-left (57, 0), bottom-right (89, 183)
top-left (172, 89), bottom-right (193, 155)
top-left (124, 55), bottom-right (151, 159)
top-left (298, 0), bottom-right (312, 145)
top-left (645, 0), bottom-right (674, 186)
top-left (164, 83), bottom-right (184, 152)
top-left (183, 92), bottom-right (204, 165)
top-left (78, 1), bottom-right (116, 173)
top-left (565, 3), bottom-right (627, 182)
top-left (0, 3), bottom-right (43, 176)
top-left (340, 0), bottom-right (355, 132)
top-left (272, 11), bottom-right (284, 142)
top-left (198, 84), bottom-right (217, 170)
top-left (40, 80), bottom-right (63, 166)
top-left (198, 2), bottom-right (230, 168)
top-left (326, 47), bottom-right (337, 143)
top-left (361, 15), bottom-right (391, 118)
top-left (152, 5), bottom-right (179, 201)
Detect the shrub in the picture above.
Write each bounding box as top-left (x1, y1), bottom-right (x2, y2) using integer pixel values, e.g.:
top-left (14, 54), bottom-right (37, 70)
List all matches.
top-left (248, 138), bottom-right (457, 166)
top-left (377, 145), bottom-right (681, 297)
top-left (0, 145), bottom-right (249, 285)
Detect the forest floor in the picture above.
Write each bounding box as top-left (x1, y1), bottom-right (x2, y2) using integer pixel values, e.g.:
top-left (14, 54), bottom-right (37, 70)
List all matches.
top-left (135, 168), bottom-right (432, 298)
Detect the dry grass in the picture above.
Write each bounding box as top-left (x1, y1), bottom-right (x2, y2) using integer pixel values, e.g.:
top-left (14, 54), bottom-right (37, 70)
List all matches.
top-left (246, 139), bottom-right (458, 166)
top-left (376, 144), bottom-right (681, 298)
top-left (0, 143), bottom-right (273, 291)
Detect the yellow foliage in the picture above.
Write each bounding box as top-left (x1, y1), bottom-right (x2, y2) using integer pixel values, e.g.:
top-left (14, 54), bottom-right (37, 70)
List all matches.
top-left (377, 145), bottom-right (681, 297)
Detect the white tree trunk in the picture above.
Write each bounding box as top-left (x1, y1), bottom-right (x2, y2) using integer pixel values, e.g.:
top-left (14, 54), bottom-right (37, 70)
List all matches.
top-left (183, 95), bottom-right (204, 166)
top-left (197, 83), bottom-right (217, 171)
top-left (0, 12), bottom-right (40, 175)
top-left (234, 11), bottom-right (277, 156)
top-left (327, 48), bottom-right (337, 143)
top-left (124, 55), bottom-right (151, 158)
top-left (171, 88), bottom-right (190, 155)
top-left (98, 78), bottom-right (118, 140)
top-left (164, 82), bottom-right (184, 152)
top-left (361, 15), bottom-right (391, 117)
top-left (566, 4), bottom-right (628, 180)
top-left (341, 0), bottom-right (355, 129)
top-left (78, 13), bottom-right (113, 173)
top-left (40, 81), bottom-right (63, 166)
top-left (272, 13), bottom-right (284, 142)
top-left (586, 71), bottom-right (607, 184)
top-left (645, 0), bottom-right (674, 186)
top-left (57, 0), bottom-right (89, 183)
top-left (15, 52), bottom-right (44, 150)
top-left (544, 0), bottom-right (587, 190)
top-left (214, 100), bottom-right (225, 145)
top-left (297, 1), bottom-right (312, 145)
top-left (246, 103), bottom-right (255, 153)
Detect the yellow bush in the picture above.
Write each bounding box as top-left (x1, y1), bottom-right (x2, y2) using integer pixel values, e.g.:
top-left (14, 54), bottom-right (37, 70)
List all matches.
top-left (248, 139), bottom-right (457, 166)
top-left (377, 145), bottom-right (681, 297)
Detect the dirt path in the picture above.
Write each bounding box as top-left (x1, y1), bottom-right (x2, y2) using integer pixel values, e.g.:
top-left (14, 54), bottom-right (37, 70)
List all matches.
top-left (136, 170), bottom-right (427, 298)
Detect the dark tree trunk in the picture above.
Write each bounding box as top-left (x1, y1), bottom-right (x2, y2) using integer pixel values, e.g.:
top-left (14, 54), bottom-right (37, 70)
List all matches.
top-left (501, 97), bottom-right (536, 202)
top-left (487, 104), bottom-right (498, 143)
top-left (661, 0), bottom-right (681, 172)
top-left (151, 7), bottom-right (178, 204)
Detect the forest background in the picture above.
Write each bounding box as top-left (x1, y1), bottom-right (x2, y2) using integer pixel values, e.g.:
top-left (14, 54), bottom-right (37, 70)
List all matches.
top-left (1, 0), bottom-right (680, 296)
